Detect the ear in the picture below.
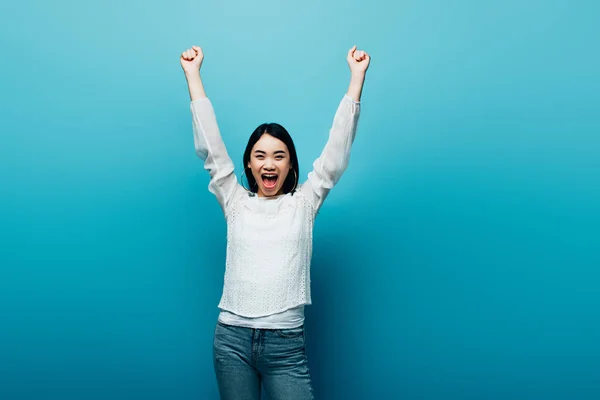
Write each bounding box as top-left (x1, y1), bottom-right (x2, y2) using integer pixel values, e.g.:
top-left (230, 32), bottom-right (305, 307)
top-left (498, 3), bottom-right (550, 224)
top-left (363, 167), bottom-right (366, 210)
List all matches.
top-left (247, 162), bottom-right (251, 169)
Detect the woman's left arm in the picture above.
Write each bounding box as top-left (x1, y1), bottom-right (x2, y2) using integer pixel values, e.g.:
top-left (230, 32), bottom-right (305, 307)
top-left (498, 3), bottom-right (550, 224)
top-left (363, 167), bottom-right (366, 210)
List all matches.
top-left (298, 46), bottom-right (371, 212)
top-left (346, 45), bottom-right (370, 102)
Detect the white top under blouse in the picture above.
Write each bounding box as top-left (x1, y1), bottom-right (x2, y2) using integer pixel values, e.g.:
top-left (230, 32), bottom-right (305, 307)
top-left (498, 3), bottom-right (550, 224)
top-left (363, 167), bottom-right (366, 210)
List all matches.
top-left (190, 94), bottom-right (361, 322)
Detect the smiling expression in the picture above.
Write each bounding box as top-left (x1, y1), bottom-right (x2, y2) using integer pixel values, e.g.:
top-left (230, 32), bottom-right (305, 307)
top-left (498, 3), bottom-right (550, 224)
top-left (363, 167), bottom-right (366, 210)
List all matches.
top-left (247, 134), bottom-right (293, 197)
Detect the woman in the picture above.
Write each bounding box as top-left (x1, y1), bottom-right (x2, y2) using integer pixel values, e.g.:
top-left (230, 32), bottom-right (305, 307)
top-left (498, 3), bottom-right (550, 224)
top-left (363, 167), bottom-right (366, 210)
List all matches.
top-left (180, 44), bottom-right (370, 400)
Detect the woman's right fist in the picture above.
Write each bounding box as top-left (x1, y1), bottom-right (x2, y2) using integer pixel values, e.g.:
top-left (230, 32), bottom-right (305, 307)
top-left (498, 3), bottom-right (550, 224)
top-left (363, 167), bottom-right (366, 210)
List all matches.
top-left (180, 46), bottom-right (204, 74)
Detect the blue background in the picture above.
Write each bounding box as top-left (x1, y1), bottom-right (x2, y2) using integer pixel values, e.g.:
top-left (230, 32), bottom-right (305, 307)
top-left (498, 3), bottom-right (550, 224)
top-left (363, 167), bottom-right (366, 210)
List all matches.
top-left (1, 0), bottom-right (599, 399)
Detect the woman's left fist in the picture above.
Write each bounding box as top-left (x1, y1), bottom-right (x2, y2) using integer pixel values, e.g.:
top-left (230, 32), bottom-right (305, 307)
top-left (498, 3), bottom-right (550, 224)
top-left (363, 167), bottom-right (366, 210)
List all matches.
top-left (347, 45), bottom-right (370, 75)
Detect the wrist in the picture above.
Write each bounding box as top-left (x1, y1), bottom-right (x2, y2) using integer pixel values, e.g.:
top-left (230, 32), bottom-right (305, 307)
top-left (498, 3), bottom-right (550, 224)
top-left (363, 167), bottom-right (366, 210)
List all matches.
top-left (350, 71), bottom-right (366, 80)
top-left (184, 69), bottom-right (201, 79)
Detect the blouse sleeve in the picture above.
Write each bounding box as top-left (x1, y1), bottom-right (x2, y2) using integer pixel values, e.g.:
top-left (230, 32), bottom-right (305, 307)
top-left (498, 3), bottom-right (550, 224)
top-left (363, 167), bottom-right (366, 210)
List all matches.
top-left (190, 97), bottom-right (245, 216)
top-left (298, 94), bottom-right (361, 213)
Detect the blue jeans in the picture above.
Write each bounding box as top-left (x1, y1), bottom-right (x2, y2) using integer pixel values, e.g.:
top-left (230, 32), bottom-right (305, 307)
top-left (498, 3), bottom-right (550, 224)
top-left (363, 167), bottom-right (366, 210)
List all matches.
top-left (213, 320), bottom-right (315, 399)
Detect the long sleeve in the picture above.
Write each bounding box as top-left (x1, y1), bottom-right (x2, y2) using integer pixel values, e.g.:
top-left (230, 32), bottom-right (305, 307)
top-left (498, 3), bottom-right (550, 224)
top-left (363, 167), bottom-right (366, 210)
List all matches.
top-left (299, 94), bottom-right (361, 212)
top-left (191, 97), bottom-right (244, 215)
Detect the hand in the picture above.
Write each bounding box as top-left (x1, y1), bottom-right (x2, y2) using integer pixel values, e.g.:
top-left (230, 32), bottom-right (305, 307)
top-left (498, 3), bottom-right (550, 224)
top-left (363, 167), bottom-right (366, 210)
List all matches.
top-left (347, 45), bottom-right (370, 76)
top-left (180, 46), bottom-right (204, 74)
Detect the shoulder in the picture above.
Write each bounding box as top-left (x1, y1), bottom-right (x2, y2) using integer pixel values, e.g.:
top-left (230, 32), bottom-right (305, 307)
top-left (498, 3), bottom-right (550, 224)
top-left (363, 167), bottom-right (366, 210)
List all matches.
top-left (224, 184), bottom-right (251, 218)
top-left (293, 183), bottom-right (319, 215)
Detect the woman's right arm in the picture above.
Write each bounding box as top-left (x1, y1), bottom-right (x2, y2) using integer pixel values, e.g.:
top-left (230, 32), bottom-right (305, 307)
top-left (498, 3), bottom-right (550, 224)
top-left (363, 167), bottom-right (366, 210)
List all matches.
top-left (181, 46), bottom-right (244, 215)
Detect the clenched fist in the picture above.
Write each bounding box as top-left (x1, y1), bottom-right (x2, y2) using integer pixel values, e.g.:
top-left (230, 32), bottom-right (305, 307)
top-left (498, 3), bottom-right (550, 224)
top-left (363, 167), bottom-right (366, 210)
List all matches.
top-left (347, 45), bottom-right (370, 75)
top-left (180, 46), bottom-right (204, 74)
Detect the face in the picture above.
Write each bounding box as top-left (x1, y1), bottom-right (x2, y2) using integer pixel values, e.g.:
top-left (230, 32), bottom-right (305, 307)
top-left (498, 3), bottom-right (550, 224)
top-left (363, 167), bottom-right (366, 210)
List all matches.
top-left (247, 134), bottom-right (292, 197)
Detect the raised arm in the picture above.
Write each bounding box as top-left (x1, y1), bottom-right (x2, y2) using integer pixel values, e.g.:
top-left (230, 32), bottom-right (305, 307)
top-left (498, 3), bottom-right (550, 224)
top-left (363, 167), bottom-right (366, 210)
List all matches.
top-left (182, 46), bottom-right (208, 101)
top-left (299, 45), bottom-right (370, 212)
top-left (181, 46), bottom-right (244, 215)
top-left (345, 45), bottom-right (369, 102)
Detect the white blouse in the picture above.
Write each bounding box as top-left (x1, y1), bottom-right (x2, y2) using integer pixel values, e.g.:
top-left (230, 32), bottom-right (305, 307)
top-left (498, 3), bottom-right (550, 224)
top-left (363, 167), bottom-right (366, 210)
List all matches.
top-left (190, 94), bottom-right (361, 319)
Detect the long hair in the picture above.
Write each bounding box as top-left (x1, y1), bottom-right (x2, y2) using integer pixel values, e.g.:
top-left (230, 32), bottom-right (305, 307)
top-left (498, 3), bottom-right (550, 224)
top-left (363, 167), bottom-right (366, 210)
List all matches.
top-left (242, 123), bottom-right (299, 195)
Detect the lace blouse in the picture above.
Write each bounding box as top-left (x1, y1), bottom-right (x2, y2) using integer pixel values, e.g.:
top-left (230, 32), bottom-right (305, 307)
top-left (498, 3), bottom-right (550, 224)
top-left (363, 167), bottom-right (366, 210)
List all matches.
top-left (190, 94), bottom-right (360, 317)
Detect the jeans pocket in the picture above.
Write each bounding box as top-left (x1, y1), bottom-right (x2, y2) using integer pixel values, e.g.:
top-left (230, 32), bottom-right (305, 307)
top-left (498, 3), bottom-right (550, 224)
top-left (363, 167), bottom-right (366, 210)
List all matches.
top-left (275, 325), bottom-right (304, 339)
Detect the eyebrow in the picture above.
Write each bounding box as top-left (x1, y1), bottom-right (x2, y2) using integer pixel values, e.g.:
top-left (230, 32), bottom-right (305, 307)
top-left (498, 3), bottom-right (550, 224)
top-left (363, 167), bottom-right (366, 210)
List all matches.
top-left (253, 150), bottom-right (287, 155)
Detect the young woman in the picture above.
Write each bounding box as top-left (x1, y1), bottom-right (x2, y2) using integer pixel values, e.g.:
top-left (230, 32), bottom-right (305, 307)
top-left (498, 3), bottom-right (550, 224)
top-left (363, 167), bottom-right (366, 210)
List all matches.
top-left (180, 44), bottom-right (370, 400)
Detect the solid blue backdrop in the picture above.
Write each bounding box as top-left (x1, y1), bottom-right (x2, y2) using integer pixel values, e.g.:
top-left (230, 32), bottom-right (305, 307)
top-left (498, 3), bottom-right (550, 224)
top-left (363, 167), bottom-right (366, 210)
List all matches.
top-left (1, 0), bottom-right (599, 399)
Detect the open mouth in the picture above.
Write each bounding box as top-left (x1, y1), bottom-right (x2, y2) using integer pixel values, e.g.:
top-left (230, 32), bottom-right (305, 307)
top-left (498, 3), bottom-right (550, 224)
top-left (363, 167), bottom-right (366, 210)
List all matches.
top-left (261, 173), bottom-right (278, 190)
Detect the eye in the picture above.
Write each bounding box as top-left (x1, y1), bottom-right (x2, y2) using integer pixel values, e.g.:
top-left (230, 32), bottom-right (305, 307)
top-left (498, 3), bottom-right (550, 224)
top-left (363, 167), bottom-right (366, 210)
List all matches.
top-left (256, 155), bottom-right (264, 160)
top-left (276, 156), bottom-right (284, 160)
